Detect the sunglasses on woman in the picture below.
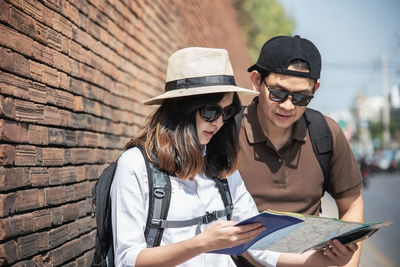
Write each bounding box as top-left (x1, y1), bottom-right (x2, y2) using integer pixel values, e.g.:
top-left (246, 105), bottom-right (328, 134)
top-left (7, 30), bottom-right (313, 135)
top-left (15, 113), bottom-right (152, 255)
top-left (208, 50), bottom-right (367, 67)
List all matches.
top-left (199, 104), bottom-right (239, 122)
top-left (264, 81), bottom-right (314, 106)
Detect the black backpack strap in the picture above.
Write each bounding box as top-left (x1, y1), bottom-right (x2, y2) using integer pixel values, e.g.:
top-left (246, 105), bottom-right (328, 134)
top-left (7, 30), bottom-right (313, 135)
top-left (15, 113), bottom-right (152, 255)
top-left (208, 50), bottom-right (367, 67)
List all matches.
top-left (214, 178), bottom-right (233, 220)
top-left (303, 108), bottom-right (333, 194)
top-left (137, 146), bottom-right (172, 248)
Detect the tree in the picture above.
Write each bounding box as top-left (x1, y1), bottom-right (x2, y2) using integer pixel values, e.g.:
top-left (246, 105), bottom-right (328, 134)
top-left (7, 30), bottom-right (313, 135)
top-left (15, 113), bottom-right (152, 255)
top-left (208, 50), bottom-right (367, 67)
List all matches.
top-left (232, 0), bottom-right (295, 61)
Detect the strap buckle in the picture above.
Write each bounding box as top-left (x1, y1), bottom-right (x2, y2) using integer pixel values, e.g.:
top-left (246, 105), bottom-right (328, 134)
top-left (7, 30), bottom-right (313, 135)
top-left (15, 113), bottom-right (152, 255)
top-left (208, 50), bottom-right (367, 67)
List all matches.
top-left (151, 218), bottom-right (163, 228)
top-left (203, 211), bottom-right (217, 224)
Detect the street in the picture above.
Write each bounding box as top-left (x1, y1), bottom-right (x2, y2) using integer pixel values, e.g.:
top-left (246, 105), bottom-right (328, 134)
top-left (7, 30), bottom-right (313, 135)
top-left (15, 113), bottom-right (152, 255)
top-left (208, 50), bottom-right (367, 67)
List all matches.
top-left (321, 172), bottom-right (400, 267)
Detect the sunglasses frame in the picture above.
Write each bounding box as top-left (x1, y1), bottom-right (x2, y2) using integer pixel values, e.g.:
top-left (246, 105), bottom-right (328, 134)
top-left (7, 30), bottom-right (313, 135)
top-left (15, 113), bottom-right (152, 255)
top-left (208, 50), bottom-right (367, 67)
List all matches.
top-left (199, 104), bottom-right (238, 122)
top-left (264, 81), bottom-right (314, 106)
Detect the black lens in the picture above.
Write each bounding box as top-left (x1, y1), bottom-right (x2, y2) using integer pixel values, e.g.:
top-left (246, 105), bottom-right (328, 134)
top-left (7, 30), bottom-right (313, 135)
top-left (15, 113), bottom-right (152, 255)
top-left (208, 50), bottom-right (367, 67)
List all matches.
top-left (269, 89), bottom-right (288, 102)
top-left (201, 105), bottom-right (223, 122)
top-left (200, 105), bottom-right (237, 122)
top-left (222, 106), bottom-right (238, 121)
top-left (292, 94), bottom-right (313, 106)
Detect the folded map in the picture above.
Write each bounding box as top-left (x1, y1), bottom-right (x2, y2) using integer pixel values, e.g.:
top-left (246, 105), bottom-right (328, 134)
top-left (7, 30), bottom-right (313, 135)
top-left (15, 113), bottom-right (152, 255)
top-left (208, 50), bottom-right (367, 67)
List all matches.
top-left (210, 210), bottom-right (391, 255)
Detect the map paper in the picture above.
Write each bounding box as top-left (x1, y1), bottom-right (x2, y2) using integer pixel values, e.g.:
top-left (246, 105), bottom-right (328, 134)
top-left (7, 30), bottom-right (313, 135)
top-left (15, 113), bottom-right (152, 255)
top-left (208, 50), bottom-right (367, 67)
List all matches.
top-left (210, 210), bottom-right (391, 255)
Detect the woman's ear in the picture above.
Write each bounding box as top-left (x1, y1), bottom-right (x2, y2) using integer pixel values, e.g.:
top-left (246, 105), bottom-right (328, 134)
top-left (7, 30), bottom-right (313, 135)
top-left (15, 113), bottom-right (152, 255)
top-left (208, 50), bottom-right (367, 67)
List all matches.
top-left (249, 71), bottom-right (262, 92)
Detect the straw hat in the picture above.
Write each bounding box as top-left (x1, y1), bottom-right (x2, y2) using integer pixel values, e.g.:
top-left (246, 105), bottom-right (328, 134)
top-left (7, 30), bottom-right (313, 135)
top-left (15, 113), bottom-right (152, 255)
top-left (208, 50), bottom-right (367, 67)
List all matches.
top-left (144, 47), bottom-right (259, 105)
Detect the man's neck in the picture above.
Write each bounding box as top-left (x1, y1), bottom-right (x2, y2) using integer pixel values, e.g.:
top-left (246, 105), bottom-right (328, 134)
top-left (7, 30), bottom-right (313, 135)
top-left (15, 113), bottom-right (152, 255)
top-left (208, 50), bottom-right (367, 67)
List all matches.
top-left (257, 110), bottom-right (293, 150)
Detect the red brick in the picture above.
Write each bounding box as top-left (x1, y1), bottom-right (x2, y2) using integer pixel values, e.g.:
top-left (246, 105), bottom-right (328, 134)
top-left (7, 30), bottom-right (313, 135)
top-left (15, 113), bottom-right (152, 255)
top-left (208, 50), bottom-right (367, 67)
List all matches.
top-left (51, 206), bottom-right (63, 225)
top-left (0, 192), bottom-right (16, 217)
top-left (28, 124), bottom-right (49, 145)
top-left (0, 119), bottom-right (28, 142)
top-left (53, 12), bottom-right (73, 38)
top-left (42, 147), bottom-right (65, 166)
top-left (48, 166), bottom-right (77, 185)
top-left (49, 224), bottom-right (68, 248)
top-left (14, 98), bottom-right (43, 123)
top-left (29, 60), bottom-right (59, 87)
top-left (61, 1), bottom-right (80, 26)
top-left (32, 208), bottom-right (52, 231)
top-left (29, 167), bottom-right (49, 186)
top-left (0, 213), bottom-right (33, 240)
top-left (53, 50), bottom-right (71, 73)
top-left (45, 186), bottom-right (66, 206)
top-left (0, 71), bottom-right (28, 99)
top-left (0, 240), bottom-right (17, 265)
top-left (47, 27), bottom-right (63, 51)
top-left (0, 24), bottom-right (33, 56)
top-left (43, 105), bottom-right (61, 126)
top-left (0, 1), bottom-right (11, 23)
top-left (73, 95), bottom-right (83, 112)
top-left (73, 181), bottom-right (91, 200)
top-left (32, 41), bottom-right (53, 65)
top-left (29, 82), bottom-right (47, 104)
top-left (58, 71), bottom-right (70, 90)
top-left (15, 188), bottom-right (45, 212)
top-left (0, 144), bottom-right (15, 166)
top-left (9, 4), bottom-right (36, 37)
top-left (62, 203), bottom-right (79, 222)
top-left (14, 145), bottom-right (38, 166)
top-left (49, 239), bottom-right (80, 266)
top-left (17, 232), bottom-right (44, 258)
top-left (0, 167), bottom-right (29, 192)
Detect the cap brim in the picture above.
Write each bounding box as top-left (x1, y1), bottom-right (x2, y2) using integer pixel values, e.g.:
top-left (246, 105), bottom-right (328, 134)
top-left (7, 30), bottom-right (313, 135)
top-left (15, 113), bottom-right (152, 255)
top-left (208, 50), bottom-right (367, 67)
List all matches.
top-left (247, 64), bottom-right (258, 72)
top-left (144, 85), bottom-right (259, 105)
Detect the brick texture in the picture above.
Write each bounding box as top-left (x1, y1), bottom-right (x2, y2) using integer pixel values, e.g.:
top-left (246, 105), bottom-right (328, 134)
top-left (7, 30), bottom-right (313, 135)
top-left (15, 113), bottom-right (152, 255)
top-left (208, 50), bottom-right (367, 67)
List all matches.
top-left (0, 0), bottom-right (252, 265)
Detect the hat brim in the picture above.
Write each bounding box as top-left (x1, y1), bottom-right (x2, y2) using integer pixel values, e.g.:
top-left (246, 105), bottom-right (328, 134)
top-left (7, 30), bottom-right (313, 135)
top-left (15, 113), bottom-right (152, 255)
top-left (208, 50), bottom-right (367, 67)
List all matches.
top-left (144, 85), bottom-right (259, 105)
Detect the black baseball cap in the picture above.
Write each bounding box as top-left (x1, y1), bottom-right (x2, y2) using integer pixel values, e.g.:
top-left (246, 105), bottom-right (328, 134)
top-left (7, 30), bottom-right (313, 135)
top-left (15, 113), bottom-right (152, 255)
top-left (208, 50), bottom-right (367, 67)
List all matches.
top-left (248, 35), bottom-right (321, 80)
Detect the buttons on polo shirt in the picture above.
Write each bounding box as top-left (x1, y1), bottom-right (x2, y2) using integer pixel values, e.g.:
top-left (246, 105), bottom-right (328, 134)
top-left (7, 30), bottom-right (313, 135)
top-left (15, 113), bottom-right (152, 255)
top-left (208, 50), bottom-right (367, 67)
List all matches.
top-left (278, 158), bottom-right (283, 163)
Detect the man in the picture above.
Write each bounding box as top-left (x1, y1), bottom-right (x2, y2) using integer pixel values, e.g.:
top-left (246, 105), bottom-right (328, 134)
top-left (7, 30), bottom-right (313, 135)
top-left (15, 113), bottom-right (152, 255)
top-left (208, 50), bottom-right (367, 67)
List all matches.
top-left (239, 35), bottom-right (364, 267)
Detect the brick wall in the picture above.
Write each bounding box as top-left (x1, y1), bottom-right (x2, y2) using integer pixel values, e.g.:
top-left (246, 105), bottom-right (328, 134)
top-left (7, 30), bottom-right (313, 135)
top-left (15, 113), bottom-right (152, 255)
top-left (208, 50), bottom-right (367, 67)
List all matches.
top-left (0, 0), bottom-right (252, 266)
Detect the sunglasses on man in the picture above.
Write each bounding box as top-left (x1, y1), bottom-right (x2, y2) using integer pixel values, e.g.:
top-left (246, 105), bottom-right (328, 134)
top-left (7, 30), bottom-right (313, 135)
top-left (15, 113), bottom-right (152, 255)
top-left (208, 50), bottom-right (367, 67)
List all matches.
top-left (199, 104), bottom-right (239, 122)
top-left (264, 81), bottom-right (314, 106)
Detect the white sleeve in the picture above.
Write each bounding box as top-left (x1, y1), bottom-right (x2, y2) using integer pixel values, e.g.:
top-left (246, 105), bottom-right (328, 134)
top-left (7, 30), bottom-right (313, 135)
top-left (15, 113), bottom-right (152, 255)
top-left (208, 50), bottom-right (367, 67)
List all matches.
top-left (110, 147), bottom-right (149, 267)
top-left (227, 170), bottom-right (280, 267)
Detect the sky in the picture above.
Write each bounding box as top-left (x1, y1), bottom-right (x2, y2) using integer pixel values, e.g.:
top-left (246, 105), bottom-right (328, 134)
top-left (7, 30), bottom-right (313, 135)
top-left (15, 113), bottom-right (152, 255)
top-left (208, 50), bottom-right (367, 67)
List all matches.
top-left (277, 0), bottom-right (400, 116)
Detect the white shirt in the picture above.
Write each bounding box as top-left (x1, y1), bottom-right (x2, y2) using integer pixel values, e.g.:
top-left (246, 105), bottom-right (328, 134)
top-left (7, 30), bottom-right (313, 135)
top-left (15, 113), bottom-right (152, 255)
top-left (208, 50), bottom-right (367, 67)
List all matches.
top-left (110, 147), bottom-right (280, 267)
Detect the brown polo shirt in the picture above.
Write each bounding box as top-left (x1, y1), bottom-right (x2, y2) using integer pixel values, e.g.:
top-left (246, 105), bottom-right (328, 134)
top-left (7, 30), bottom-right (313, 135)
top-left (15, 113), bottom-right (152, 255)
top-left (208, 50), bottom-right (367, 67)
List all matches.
top-left (239, 102), bottom-right (362, 215)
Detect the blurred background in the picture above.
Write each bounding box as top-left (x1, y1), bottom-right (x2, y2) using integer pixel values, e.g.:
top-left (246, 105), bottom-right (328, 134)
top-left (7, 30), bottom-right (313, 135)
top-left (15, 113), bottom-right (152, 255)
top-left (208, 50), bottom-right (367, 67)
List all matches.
top-left (0, 0), bottom-right (398, 266)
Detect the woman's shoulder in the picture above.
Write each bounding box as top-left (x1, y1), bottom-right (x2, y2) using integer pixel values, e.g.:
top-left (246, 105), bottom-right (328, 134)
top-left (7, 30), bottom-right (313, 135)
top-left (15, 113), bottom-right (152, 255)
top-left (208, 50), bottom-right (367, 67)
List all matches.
top-left (226, 170), bottom-right (244, 189)
top-left (117, 146), bottom-right (147, 172)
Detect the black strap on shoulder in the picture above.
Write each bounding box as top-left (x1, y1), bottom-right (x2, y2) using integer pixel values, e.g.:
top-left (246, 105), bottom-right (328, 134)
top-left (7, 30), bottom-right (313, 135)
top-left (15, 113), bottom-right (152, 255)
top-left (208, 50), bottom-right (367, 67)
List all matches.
top-left (137, 145), bottom-right (172, 248)
top-left (303, 108), bottom-right (333, 195)
top-left (214, 178), bottom-right (233, 220)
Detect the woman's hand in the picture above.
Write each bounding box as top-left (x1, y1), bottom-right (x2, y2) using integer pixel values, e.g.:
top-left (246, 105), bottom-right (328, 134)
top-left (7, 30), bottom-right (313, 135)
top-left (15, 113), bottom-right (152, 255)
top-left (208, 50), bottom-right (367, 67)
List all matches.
top-left (322, 239), bottom-right (358, 266)
top-left (196, 220), bottom-right (265, 252)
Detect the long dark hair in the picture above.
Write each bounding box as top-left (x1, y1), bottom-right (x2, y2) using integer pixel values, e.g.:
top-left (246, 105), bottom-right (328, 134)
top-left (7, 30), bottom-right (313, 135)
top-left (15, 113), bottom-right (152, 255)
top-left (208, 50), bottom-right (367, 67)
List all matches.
top-left (125, 92), bottom-right (241, 180)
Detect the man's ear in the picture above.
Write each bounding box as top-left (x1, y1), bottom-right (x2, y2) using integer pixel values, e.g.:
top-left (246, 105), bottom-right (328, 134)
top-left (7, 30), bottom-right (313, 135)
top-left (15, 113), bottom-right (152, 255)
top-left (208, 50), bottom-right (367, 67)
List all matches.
top-left (313, 80), bottom-right (321, 93)
top-left (249, 71), bottom-right (262, 92)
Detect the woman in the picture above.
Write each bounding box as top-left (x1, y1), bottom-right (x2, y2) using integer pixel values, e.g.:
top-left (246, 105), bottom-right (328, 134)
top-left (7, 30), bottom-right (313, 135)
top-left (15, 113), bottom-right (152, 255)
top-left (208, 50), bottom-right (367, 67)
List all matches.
top-left (110, 47), bottom-right (357, 267)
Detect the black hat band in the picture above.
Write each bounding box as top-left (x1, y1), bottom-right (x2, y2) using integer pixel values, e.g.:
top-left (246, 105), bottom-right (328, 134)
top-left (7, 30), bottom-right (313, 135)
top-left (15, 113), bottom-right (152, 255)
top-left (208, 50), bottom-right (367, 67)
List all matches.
top-left (165, 75), bottom-right (236, 91)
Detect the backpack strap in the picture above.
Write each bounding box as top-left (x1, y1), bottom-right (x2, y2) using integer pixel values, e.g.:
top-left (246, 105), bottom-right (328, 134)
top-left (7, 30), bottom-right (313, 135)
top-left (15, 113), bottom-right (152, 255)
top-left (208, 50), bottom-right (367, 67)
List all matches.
top-left (214, 178), bottom-right (233, 220)
top-left (137, 145), bottom-right (172, 248)
top-left (303, 108), bottom-right (333, 194)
